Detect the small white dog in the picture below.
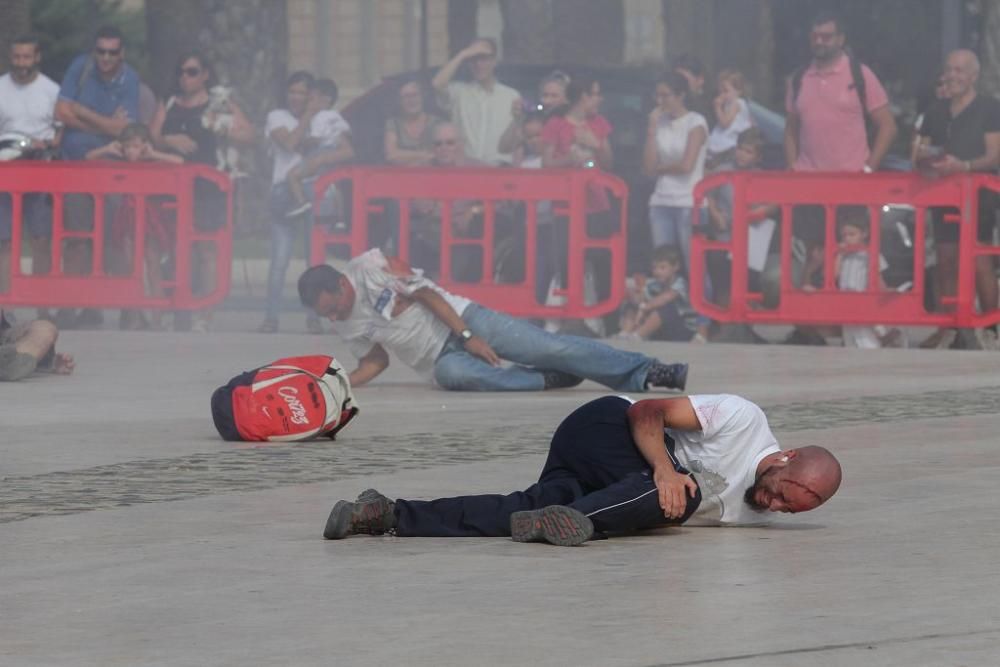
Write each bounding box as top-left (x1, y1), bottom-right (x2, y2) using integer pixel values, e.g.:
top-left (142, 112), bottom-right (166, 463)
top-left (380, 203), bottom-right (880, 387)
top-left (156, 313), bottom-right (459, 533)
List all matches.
top-left (202, 85), bottom-right (245, 177)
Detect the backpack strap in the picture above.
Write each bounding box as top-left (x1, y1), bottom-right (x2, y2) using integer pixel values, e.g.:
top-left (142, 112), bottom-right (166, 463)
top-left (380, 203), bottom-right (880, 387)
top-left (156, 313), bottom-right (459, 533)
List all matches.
top-left (845, 48), bottom-right (869, 114)
top-left (791, 66), bottom-right (806, 107)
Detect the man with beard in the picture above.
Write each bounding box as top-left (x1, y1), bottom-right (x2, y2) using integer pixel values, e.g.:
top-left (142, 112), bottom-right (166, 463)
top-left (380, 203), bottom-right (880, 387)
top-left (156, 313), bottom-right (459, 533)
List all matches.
top-left (0, 34), bottom-right (60, 295)
top-left (783, 10), bottom-right (896, 173)
top-left (320, 394), bottom-right (842, 546)
top-left (781, 10), bottom-right (897, 346)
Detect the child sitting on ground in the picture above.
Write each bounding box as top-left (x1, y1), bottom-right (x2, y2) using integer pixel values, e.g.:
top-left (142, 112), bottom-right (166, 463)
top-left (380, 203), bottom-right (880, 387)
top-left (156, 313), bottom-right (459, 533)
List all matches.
top-left (87, 123), bottom-right (182, 330)
top-left (285, 78), bottom-right (355, 218)
top-left (617, 244), bottom-right (697, 342)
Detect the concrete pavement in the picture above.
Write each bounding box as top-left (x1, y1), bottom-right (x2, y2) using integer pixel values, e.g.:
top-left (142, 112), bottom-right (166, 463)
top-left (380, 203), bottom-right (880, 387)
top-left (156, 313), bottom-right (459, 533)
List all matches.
top-left (3, 327), bottom-right (1000, 666)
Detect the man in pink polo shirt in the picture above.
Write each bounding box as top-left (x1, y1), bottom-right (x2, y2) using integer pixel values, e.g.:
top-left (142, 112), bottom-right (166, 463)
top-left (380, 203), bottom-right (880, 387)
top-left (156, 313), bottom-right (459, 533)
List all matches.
top-left (779, 11), bottom-right (898, 346)
top-left (784, 10), bottom-right (896, 173)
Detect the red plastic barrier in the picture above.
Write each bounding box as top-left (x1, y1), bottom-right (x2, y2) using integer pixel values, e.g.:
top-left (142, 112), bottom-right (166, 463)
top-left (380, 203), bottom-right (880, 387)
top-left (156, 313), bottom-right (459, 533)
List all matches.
top-left (0, 161), bottom-right (232, 309)
top-left (309, 166), bottom-right (628, 319)
top-left (690, 171), bottom-right (1000, 328)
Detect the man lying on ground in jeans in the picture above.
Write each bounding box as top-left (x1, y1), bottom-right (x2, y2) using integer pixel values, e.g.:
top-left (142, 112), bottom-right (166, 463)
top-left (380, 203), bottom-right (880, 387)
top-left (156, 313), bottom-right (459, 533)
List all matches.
top-left (0, 309), bottom-right (74, 381)
top-left (297, 248), bottom-right (689, 392)
top-left (322, 394), bottom-right (842, 545)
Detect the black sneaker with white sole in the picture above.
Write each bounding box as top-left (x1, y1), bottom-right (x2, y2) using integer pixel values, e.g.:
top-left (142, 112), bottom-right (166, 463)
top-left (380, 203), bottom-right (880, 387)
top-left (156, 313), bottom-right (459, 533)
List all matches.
top-left (645, 362), bottom-right (688, 391)
top-left (541, 370), bottom-right (584, 390)
top-left (510, 505), bottom-right (594, 546)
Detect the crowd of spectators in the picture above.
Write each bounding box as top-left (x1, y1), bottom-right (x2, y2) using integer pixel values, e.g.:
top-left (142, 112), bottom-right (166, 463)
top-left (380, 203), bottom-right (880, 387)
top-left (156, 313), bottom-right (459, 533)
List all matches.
top-left (1, 10), bottom-right (998, 349)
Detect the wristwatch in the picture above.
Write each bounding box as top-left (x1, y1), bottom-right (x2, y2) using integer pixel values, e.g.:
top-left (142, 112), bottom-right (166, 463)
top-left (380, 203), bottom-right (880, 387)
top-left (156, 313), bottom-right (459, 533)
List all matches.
top-left (459, 328), bottom-right (473, 342)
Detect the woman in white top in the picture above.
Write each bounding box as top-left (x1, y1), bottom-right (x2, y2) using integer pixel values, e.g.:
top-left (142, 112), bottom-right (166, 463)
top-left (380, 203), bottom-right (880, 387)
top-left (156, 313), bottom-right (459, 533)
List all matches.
top-left (706, 69), bottom-right (754, 171)
top-left (644, 71), bottom-right (708, 273)
top-left (259, 70), bottom-right (323, 334)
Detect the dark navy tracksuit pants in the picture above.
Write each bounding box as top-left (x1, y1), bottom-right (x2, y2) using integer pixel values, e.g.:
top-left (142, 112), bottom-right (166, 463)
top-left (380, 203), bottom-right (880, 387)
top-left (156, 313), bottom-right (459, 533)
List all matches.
top-left (394, 396), bottom-right (702, 536)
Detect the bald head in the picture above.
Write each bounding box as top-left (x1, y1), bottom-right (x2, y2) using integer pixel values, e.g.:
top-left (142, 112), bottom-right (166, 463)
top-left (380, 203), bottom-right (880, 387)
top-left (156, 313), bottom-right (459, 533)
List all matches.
top-left (431, 121), bottom-right (465, 166)
top-left (948, 49), bottom-right (980, 77)
top-left (747, 446), bottom-right (842, 514)
top-left (787, 445), bottom-right (842, 504)
top-left (943, 49), bottom-right (980, 99)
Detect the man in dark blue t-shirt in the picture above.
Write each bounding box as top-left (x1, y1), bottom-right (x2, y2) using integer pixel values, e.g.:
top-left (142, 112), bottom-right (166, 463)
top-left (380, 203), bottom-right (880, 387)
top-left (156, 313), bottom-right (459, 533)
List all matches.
top-left (55, 25), bottom-right (140, 160)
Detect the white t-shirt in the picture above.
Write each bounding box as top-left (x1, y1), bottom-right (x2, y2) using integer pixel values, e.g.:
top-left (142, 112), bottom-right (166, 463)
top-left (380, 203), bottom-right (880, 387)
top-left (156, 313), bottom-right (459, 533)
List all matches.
top-left (332, 249), bottom-right (472, 378)
top-left (265, 108), bottom-right (303, 185)
top-left (838, 250), bottom-right (888, 292)
top-left (310, 109), bottom-right (351, 149)
top-left (707, 97), bottom-right (753, 155)
top-left (649, 111), bottom-right (708, 208)
top-left (0, 72), bottom-right (60, 141)
top-left (440, 80), bottom-right (520, 165)
top-left (666, 394), bottom-right (781, 526)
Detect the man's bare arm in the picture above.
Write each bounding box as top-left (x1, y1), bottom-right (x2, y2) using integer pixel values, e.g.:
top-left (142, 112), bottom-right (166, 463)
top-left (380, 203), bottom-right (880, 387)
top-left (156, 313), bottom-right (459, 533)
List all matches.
top-left (348, 344), bottom-right (390, 387)
top-left (55, 99), bottom-right (127, 137)
top-left (783, 111), bottom-right (800, 169)
top-left (410, 286), bottom-right (500, 365)
top-left (866, 105), bottom-right (897, 170)
top-left (627, 398), bottom-right (701, 519)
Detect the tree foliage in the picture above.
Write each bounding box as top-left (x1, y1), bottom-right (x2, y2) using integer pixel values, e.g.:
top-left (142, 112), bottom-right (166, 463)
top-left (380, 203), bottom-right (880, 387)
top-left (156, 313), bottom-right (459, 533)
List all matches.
top-left (30, 0), bottom-right (147, 83)
top-left (0, 0), bottom-right (31, 64)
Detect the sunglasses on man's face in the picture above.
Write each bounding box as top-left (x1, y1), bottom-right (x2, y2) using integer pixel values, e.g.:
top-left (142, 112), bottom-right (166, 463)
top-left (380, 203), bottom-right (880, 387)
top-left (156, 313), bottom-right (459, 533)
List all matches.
top-left (180, 67), bottom-right (202, 78)
top-left (95, 47), bottom-right (122, 57)
top-left (433, 139), bottom-right (458, 147)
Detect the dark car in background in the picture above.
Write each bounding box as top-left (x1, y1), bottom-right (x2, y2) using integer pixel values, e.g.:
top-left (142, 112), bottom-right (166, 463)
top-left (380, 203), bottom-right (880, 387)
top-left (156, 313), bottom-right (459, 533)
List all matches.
top-left (342, 64), bottom-right (787, 271)
top-left (341, 64), bottom-right (907, 273)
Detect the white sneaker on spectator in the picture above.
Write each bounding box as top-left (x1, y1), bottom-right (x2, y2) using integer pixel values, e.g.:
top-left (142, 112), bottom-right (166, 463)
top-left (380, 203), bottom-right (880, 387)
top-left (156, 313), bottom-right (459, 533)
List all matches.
top-left (976, 328), bottom-right (999, 351)
top-left (192, 313), bottom-right (212, 333)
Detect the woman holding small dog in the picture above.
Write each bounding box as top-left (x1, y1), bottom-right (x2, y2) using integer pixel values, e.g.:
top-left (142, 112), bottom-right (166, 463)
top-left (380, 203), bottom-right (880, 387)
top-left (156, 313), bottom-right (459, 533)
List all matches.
top-left (150, 52), bottom-right (254, 331)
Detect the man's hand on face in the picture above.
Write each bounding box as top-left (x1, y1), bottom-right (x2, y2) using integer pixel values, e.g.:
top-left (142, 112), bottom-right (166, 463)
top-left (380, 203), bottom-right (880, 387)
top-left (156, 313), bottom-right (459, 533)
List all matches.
top-left (462, 41), bottom-right (494, 60)
top-left (653, 465), bottom-right (697, 520)
top-left (463, 335), bottom-right (501, 366)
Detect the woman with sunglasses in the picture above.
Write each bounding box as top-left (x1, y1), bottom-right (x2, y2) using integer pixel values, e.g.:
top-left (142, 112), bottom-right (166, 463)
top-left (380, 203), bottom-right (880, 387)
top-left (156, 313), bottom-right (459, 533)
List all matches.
top-left (150, 52), bottom-right (253, 332)
top-left (150, 52), bottom-right (253, 167)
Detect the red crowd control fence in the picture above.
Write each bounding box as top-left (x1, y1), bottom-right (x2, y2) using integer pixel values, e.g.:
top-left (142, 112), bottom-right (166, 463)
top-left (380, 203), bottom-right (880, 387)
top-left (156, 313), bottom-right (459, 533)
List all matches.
top-left (0, 162), bottom-right (232, 309)
top-left (690, 171), bottom-right (1000, 328)
top-left (309, 166), bottom-right (628, 319)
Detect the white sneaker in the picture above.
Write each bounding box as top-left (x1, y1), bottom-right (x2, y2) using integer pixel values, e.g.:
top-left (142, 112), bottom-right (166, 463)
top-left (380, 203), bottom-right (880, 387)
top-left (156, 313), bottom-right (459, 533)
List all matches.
top-left (976, 328), bottom-right (999, 351)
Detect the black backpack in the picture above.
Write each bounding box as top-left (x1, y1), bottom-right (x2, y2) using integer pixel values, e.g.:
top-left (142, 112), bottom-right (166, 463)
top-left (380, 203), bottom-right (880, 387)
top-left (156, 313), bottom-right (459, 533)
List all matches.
top-left (790, 49), bottom-right (875, 145)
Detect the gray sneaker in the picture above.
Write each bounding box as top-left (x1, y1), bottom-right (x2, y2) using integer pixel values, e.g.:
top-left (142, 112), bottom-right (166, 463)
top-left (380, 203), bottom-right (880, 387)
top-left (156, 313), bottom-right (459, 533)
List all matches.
top-left (510, 506), bottom-right (593, 546)
top-left (0, 346), bottom-right (38, 381)
top-left (324, 493), bottom-right (396, 539)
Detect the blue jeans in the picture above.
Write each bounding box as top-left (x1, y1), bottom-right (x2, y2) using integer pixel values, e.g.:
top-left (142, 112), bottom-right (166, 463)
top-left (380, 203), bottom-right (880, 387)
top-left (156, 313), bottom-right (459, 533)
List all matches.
top-left (0, 194), bottom-right (53, 241)
top-left (264, 183), bottom-right (316, 323)
top-left (649, 205), bottom-right (692, 271)
top-left (433, 304), bottom-right (660, 391)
